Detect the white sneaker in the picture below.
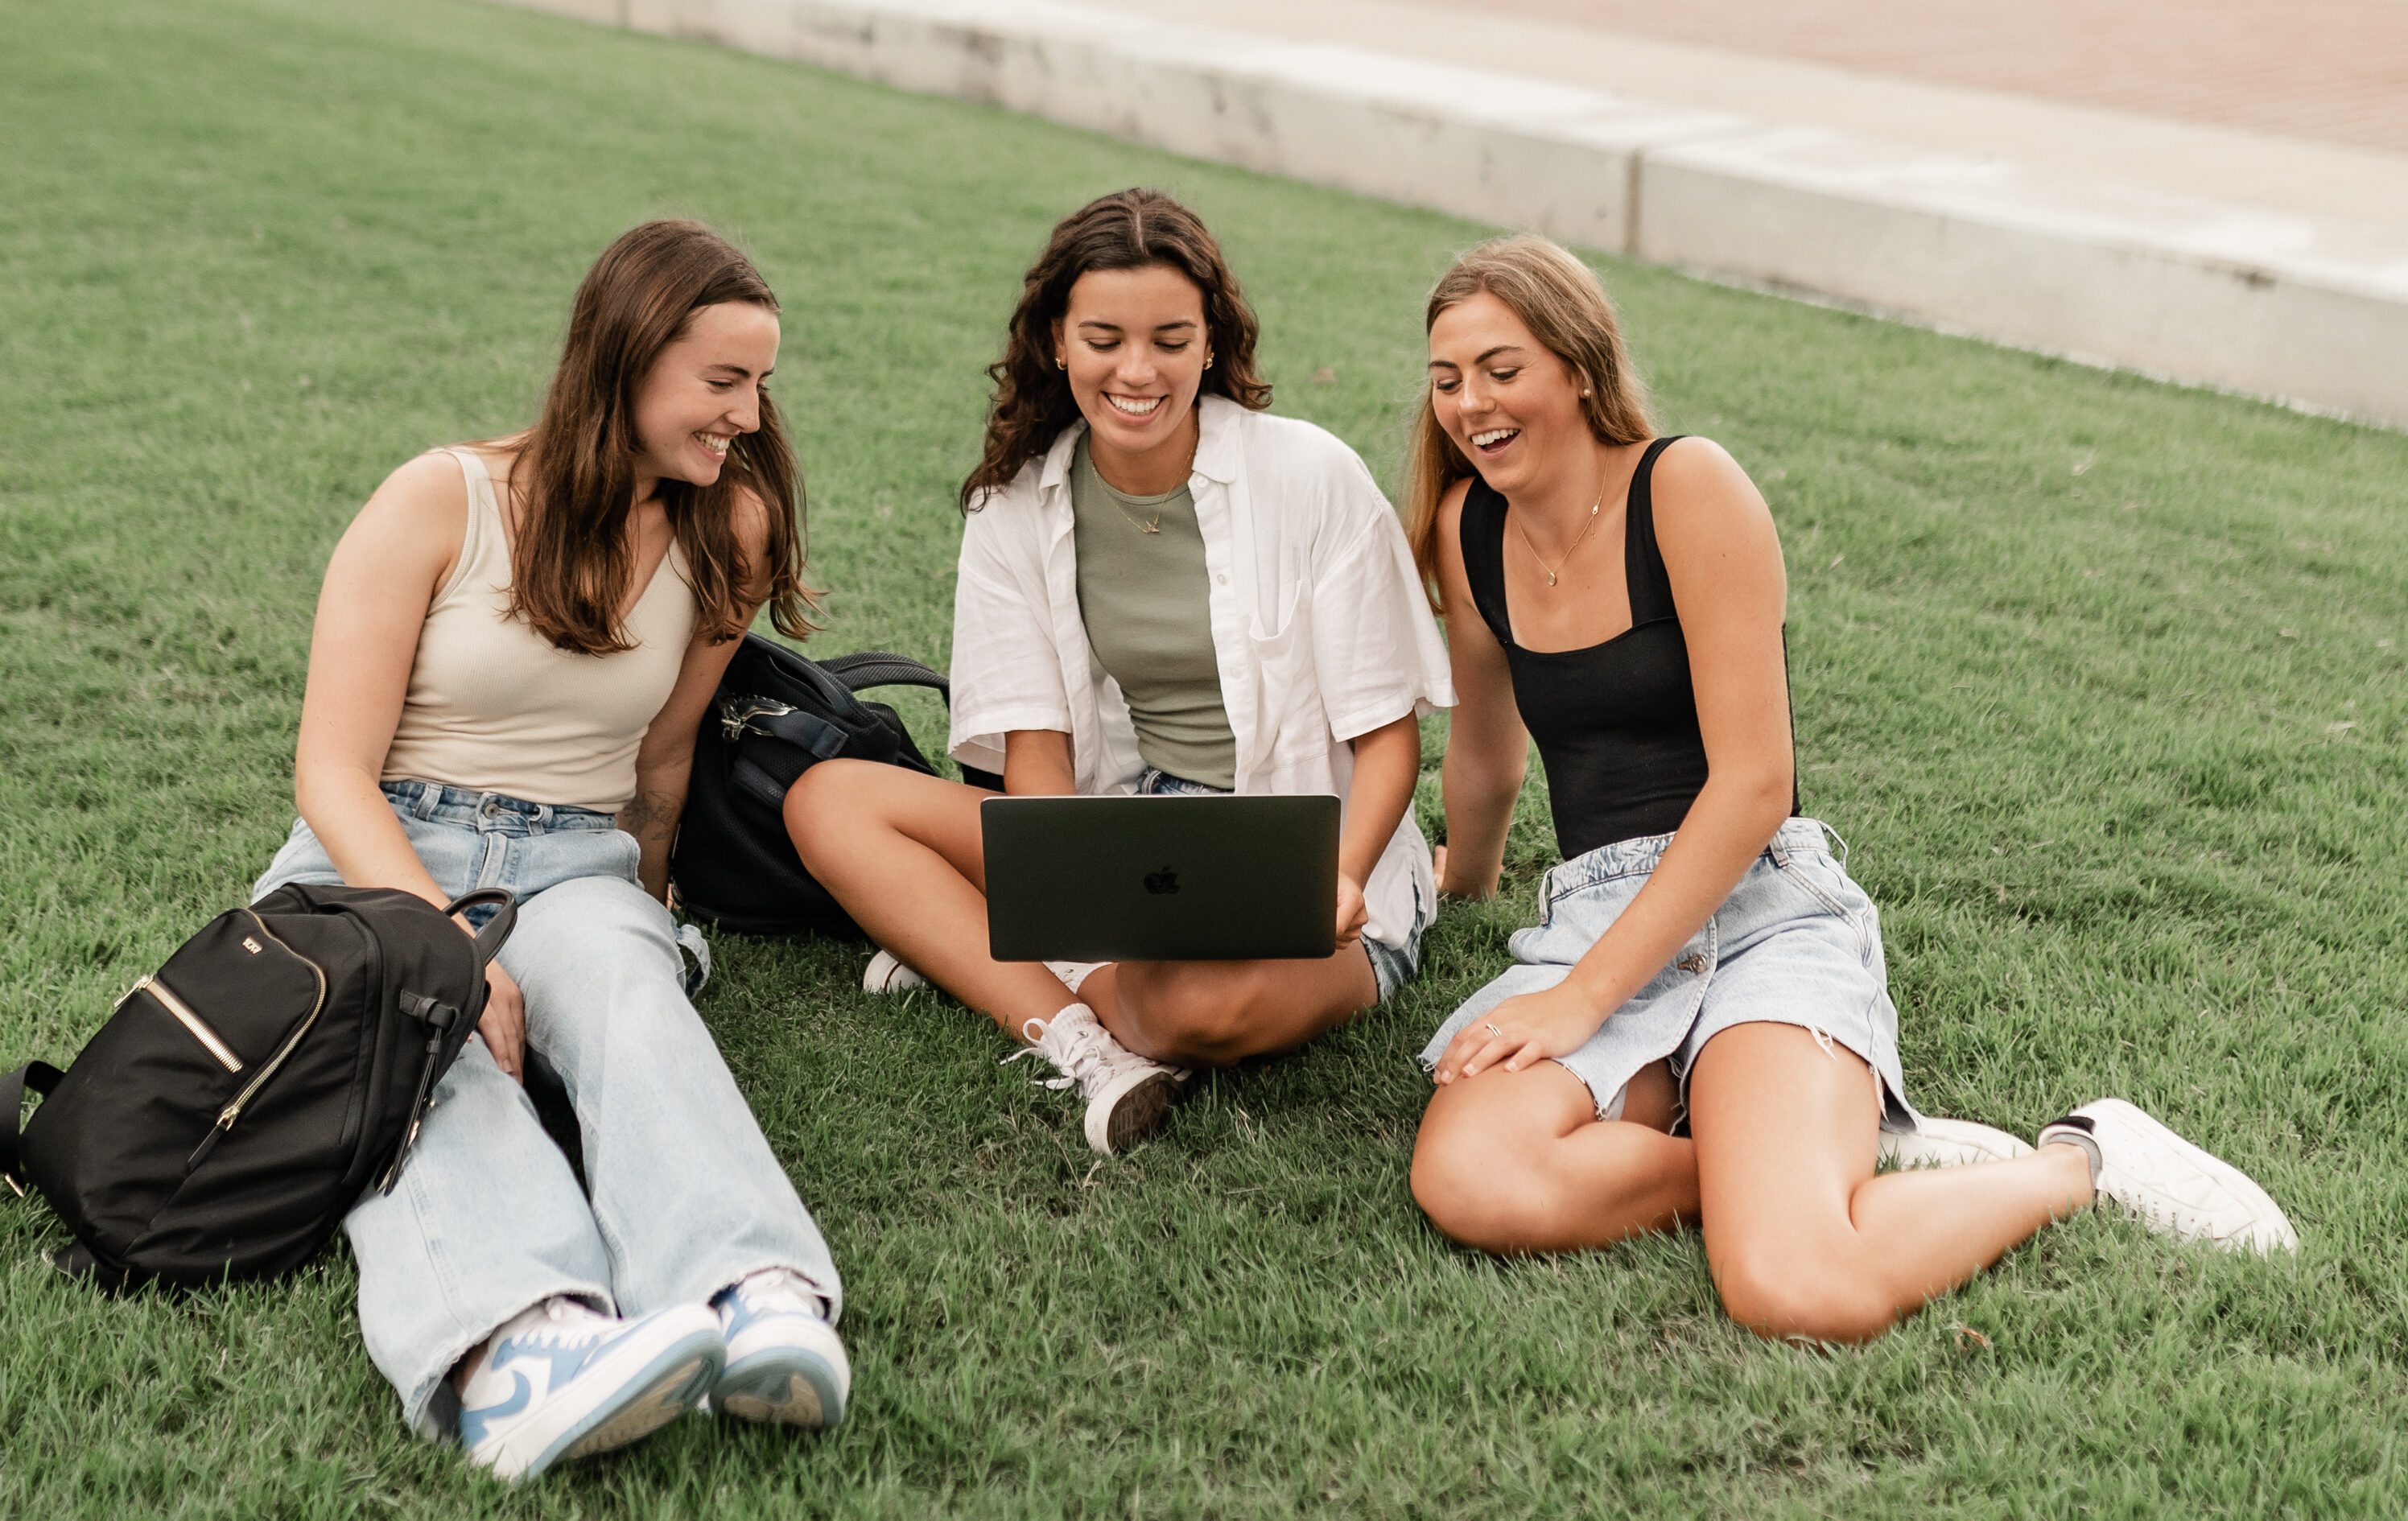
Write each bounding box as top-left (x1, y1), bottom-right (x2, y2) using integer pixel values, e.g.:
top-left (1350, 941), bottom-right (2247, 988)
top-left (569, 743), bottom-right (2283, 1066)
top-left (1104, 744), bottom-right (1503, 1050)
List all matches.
top-left (1006, 1003), bottom-right (1185, 1155)
top-left (2039, 1098), bottom-right (2299, 1255)
top-left (457, 1297), bottom-right (725, 1481)
top-left (1878, 1116), bottom-right (2035, 1170)
top-left (711, 1268), bottom-right (850, 1430)
top-left (863, 947), bottom-right (930, 995)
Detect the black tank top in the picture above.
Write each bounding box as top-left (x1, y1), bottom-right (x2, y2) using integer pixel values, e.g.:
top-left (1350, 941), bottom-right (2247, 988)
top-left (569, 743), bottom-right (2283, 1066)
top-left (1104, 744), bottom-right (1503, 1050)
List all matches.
top-left (1461, 436), bottom-right (1799, 859)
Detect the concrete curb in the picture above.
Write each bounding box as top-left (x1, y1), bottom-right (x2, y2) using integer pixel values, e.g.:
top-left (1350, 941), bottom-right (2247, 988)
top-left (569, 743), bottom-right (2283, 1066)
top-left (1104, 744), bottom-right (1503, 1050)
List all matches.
top-left (498, 0), bottom-right (2408, 427)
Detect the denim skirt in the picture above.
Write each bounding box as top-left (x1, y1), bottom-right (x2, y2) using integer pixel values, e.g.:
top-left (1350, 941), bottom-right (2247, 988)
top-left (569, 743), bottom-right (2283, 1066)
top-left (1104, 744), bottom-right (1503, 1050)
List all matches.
top-left (1418, 818), bottom-right (1920, 1132)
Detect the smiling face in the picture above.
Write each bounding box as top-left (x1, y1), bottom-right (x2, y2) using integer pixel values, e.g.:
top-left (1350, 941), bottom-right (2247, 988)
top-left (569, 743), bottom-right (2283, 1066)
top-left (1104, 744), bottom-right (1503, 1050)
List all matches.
top-left (1053, 263), bottom-right (1209, 482)
top-left (630, 299), bottom-right (782, 491)
top-left (1426, 290), bottom-right (1594, 497)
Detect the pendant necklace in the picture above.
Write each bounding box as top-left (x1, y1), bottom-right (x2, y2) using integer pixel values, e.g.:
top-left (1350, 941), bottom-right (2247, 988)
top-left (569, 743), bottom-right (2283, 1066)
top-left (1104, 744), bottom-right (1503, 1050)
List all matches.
top-left (1091, 441), bottom-right (1177, 534)
top-left (1512, 470), bottom-right (1609, 587)
top-left (1107, 493), bottom-right (1165, 534)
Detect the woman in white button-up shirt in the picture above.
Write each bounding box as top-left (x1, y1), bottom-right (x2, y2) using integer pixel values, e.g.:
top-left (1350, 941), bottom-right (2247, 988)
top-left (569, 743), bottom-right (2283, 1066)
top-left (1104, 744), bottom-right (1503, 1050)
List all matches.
top-left (785, 190), bottom-right (1453, 1156)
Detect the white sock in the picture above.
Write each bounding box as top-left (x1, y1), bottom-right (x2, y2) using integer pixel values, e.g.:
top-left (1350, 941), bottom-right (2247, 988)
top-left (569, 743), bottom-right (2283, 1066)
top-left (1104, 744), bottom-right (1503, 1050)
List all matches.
top-left (1021, 1001), bottom-right (1097, 1044)
top-left (1045, 960), bottom-right (1107, 996)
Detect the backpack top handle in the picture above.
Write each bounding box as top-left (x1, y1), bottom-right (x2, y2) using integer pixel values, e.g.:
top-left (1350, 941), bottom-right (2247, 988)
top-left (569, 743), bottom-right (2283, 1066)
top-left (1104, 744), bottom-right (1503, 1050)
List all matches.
top-left (816, 650), bottom-right (950, 699)
top-left (440, 889), bottom-right (519, 972)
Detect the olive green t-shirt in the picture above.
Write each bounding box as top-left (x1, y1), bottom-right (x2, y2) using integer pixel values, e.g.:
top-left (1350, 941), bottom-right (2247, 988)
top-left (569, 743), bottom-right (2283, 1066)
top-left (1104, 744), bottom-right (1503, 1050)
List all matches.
top-left (1069, 436), bottom-right (1238, 789)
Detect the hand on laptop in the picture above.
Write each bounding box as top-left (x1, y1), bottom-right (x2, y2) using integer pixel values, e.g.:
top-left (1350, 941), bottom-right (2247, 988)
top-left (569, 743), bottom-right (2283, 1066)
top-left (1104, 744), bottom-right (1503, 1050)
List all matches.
top-left (1334, 874), bottom-right (1368, 948)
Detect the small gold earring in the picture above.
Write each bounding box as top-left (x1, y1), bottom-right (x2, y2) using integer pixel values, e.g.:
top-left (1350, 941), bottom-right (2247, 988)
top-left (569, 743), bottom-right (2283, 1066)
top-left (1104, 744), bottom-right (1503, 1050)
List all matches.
top-left (1581, 386), bottom-right (1593, 398)
top-left (1056, 354), bottom-right (1067, 370)
top-left (1205, 351), bottom-right (1215, 369)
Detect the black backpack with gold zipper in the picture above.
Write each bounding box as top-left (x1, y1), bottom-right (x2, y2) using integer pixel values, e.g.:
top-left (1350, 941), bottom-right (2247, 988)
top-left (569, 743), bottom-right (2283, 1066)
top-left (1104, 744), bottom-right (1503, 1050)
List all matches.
top-left (2, 883), bottom-right (515, 1289)
top-left (670, 635), bottom-right (995, 938)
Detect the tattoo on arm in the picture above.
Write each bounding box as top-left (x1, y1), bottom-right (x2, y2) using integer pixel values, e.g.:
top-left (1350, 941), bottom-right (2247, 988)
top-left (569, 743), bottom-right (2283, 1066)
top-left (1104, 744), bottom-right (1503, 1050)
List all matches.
top-left (618, 788), bottom-right (681, 841)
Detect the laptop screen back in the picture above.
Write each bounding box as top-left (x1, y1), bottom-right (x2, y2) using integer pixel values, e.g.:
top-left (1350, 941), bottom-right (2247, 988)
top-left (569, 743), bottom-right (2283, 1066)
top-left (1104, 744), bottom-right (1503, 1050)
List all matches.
top-left (981, 794), bottom-right (1340, 962)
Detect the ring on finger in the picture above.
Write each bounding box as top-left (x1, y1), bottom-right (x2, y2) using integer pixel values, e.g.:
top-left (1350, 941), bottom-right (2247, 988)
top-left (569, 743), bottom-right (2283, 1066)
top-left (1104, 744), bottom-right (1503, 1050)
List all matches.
top-left (1484, 1020), bottom-right (1503, 1038)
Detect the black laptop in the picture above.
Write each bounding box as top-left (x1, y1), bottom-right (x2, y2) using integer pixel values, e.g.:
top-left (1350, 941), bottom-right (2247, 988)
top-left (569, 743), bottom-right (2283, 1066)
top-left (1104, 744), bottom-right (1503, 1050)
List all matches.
top-left (981, 794), bottom-right (1340, 962)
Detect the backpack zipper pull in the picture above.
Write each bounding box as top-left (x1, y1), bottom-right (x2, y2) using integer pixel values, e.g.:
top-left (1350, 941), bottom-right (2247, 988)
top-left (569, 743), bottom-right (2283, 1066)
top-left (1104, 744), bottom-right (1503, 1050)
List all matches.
top-left (184, 1101), bottom-right (241, 1172)
top-left (378, 995), bottom-right (459, 1195)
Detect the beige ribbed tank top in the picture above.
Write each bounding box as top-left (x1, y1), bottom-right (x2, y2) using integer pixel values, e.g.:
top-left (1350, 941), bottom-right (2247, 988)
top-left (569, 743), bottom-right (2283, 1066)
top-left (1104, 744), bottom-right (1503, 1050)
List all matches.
top-left (380, 447), bottom-right (696, 814)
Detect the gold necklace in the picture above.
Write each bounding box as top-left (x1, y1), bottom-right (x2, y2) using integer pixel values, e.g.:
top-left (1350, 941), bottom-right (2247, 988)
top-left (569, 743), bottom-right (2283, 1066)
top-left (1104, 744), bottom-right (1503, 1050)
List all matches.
top-left (1087, 444), bottom-right (1173, 534)
top-left (1511, 471), bottom-right (1610, 587)
top-left (1104, 492), bottom-right (1165, 535)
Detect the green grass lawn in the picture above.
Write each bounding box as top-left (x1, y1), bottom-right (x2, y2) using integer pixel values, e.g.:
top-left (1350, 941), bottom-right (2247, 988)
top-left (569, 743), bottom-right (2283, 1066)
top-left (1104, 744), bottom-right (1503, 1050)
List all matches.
top-left (4, 0), bottom-right (2406, 1514)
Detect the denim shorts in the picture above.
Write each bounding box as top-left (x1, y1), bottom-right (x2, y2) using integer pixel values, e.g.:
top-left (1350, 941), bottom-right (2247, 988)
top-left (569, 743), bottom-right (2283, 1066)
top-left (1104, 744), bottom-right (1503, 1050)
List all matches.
top-left (1417, 818), bottom-right (1920, 1132)
top-left (1135, 767), bottom-right (1428, 1003)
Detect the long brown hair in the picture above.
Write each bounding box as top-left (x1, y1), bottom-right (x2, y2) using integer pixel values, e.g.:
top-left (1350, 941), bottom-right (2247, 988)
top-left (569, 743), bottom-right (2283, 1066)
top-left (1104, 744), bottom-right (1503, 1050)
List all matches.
top-left (960, 188), bottom-right (1272, 512)
top-left (1404, 235), bottom-right (1654, 610)
top-left (508, 219), bottom-right (816, 653)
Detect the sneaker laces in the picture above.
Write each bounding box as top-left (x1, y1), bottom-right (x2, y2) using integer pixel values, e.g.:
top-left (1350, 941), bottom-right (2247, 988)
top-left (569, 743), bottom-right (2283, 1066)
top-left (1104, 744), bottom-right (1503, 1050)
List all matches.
top-left (726, 1267), bottom-right (827, 1321)
top-left (464, 1297), bottom-right (606, 1389)
top-left (1002, 1012), bottom-right (1122, 1095)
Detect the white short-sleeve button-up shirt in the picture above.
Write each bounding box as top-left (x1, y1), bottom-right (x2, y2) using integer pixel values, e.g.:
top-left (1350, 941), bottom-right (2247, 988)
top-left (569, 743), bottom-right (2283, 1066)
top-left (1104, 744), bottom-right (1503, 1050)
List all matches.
top-left (948, 397), bottom-right (1458, 948)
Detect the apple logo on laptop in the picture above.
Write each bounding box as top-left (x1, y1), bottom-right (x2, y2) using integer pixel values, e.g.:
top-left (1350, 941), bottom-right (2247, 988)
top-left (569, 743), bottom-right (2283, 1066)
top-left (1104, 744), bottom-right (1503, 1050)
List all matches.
top-left (1143, 866), bottom-right (1180, 896)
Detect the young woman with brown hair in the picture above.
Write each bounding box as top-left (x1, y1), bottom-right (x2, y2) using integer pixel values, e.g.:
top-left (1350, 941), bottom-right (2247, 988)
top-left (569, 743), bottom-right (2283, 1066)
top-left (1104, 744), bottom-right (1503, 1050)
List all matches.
top-left (1406, 235), bottom-right (2296, 1342)
top-left (249, 221), bottom-right (848, 1478)
top-left (783, 188), bottom-right (1453, 1155)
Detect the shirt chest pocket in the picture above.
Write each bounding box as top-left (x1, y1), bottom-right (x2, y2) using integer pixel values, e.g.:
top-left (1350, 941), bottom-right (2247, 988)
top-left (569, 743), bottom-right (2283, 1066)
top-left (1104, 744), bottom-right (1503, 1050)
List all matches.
top-left (1244, 583), bottom-right (1329, 766)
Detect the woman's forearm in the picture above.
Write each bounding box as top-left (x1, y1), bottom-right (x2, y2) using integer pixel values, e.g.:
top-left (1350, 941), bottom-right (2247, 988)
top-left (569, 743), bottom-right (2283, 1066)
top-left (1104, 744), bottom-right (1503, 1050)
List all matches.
top-left (1002, 729), bottom-right (1078, 796)
top-left (295, 764), bottom-right (448, 909)
top-left (620, 758), bottom-right (691, 904)
top-left (1559, 768), bottom-right (1792, 1021)
top-left (1338, 715), bottom-right (1421, 888)
top-left (1438, 741), bottom-right (1524, 897)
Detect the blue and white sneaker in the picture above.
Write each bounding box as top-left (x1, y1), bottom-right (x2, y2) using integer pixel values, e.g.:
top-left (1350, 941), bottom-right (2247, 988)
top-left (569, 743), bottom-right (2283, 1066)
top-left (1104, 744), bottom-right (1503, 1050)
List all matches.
top-left (711, 1269), bottom-right (850, 1429)
top-left (457, 1297), bottom-right (725, 1481)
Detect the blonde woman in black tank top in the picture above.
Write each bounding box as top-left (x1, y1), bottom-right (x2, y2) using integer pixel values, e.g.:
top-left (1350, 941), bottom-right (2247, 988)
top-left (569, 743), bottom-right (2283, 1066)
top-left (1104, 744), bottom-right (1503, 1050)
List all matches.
top-left (1400, 237), bottom-right (2295, 1344)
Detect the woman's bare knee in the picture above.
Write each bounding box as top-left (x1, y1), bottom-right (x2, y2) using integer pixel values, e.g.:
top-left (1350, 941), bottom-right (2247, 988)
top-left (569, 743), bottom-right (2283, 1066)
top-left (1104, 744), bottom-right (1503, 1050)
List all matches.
top-left (782, 759), bottom-right (879, 860)
top-left (1118, 963), bottom-right (1263, 1065)
top-left (1411, 1107), bottom-right (1550, 1253)
top-left (1713, 1244), bottom-right (1895, 1344)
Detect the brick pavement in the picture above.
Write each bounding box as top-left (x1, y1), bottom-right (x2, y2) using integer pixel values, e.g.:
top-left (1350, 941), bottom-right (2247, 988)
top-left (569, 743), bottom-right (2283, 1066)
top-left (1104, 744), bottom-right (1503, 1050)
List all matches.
top-left (1413, 0), bottom-right (2408, 155)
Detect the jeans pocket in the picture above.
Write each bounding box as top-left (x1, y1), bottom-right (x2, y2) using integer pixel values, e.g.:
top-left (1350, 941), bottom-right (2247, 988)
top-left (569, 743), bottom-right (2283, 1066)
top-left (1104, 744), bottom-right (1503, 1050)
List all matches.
top-left (1773, 853), bottom-right (1875, 965)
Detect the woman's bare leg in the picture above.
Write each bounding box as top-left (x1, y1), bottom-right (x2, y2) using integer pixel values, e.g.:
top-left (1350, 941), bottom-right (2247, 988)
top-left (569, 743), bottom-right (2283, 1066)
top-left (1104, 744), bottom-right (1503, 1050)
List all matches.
top-left (1410, 1059), bottom-right (1696, 1254)
top-left (790, 760), bottom-right (1380, 1065)
top-left (782, 760), bottom-right (1075, 1040)
top-left (1688, 1023), bottom-right (2095, 1343)
top-left (1079, 949), bottom-right (1376, 1068)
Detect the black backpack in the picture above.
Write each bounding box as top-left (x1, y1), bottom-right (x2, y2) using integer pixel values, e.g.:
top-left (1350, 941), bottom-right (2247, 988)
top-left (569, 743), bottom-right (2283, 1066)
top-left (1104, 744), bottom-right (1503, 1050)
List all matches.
top-left (670, 633), bottom-right (995, 938)
top-left (2, 884), bottom-right (515, 1290)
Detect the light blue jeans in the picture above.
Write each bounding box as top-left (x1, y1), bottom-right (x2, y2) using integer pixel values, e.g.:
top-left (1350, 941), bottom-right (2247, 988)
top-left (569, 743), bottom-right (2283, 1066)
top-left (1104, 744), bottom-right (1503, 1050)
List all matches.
top-left (253, 781), bottom-right (842, 1441)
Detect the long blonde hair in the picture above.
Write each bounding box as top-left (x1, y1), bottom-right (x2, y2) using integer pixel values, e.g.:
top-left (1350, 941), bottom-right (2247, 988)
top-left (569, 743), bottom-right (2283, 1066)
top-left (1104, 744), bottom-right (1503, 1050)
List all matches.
top-left (1404, 236), bottom-right (1653, 609)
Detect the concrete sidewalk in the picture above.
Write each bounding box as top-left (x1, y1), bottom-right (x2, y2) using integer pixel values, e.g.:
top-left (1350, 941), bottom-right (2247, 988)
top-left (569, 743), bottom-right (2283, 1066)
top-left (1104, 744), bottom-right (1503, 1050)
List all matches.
top-left (1438, 0), bottom-right (2408, 157)
top-left (1227, 0), bottom-right (2408, 249)
top-left (498, 0), bottom-right (2408, 427)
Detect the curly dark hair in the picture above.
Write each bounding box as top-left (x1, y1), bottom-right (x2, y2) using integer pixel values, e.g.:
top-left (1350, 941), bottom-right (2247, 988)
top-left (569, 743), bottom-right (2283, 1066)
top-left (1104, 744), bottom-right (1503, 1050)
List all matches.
top-left (961, 188), bottom-right (1272, 512)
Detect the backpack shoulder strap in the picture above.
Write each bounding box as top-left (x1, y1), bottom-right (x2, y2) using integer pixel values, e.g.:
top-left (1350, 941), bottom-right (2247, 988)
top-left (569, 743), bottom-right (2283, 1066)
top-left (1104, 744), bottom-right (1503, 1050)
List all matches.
top-left (815, 650), bottom-right (950, 704)
top-left (1, 1061), bottom-right (63, 1195)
